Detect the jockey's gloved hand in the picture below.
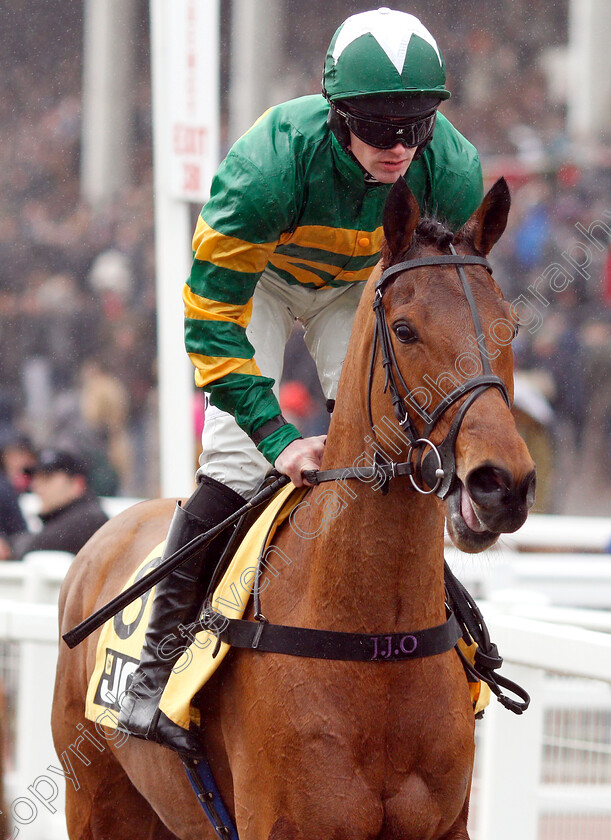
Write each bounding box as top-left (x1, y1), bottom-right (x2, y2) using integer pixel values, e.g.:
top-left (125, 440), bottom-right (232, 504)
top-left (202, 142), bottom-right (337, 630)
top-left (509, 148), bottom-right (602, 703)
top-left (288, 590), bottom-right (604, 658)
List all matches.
top-left (274, 435), bottom-right (327, 487)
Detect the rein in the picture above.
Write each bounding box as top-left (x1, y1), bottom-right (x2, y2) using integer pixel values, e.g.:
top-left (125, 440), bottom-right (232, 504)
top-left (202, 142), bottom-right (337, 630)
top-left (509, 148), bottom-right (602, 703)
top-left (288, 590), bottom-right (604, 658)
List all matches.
top-left (195, 246), bottom-right (527, 707)
top-left (182, 249), bottom-right (527, 840)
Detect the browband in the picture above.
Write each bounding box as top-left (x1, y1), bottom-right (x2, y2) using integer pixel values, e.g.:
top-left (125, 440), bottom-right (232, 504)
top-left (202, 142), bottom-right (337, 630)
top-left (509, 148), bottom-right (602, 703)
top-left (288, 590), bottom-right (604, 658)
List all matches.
top-left (376, 255), bottom-right (492, 295)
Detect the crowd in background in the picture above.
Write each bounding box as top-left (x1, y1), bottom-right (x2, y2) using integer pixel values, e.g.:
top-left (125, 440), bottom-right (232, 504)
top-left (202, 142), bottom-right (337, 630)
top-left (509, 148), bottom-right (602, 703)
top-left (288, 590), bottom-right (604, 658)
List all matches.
top-left (0, 0), bottom-right (609, 523)
top-left (0, 1), bottom-right (157, 505)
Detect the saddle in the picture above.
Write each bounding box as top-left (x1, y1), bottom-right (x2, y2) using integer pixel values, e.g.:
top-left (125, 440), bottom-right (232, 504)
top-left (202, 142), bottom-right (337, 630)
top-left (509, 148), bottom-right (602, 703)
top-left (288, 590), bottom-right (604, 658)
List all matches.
top-left (85, 482), bottom-right (307, 729)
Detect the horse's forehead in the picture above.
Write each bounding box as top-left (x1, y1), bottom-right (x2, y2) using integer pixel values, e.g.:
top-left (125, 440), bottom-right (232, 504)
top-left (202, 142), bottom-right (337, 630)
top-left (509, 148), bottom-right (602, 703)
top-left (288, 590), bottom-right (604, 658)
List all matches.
top-left (388, 259), bottom-right (504, 317)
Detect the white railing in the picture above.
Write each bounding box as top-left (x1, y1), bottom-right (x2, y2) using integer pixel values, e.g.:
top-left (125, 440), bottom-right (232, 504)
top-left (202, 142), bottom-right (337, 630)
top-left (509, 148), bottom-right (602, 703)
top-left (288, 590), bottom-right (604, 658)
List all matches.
top-left (472, 608), bottom-right (611, 840)
top-left (495, 514), bottom-right (611, 554)
top-left (0, 553), bottom-right (74, 840)
top-left (0, 512), bottom-right (608, 840)
top-left (0, 552), bottom-right (73, 604)
top-left (446, 548), bottom-right (611, 609)
top-left (0, 600), bottom-right (65, 840)
top-left (1, 598), bottom-right (609, 840)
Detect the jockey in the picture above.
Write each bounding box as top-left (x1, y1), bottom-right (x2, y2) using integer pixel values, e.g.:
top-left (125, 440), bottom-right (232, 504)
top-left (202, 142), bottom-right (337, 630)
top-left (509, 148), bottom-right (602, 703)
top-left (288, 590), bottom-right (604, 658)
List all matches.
top-left (119, 7), bottom-right (484, 755)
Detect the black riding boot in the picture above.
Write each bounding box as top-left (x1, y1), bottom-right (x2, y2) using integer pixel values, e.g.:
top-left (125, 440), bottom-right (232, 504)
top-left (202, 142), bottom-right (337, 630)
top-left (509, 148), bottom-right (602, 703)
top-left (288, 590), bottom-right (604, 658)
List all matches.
top-left (117, 475), bottom-right (245, 756)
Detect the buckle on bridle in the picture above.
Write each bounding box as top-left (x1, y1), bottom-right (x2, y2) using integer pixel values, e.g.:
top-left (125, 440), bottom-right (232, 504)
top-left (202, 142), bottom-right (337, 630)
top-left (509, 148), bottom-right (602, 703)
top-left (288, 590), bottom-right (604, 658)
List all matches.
top-left (396, 404), bottom-right (410, 430)
top-left (407, 438), bottom-right (444, 495)
top-left (369, 248), bottom-right (506, 500)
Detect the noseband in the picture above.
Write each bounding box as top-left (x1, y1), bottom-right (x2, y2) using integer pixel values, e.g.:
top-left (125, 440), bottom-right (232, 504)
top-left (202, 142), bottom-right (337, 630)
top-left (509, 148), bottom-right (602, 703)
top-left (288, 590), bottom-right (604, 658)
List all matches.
top-left (367, 244), bottom-right (510, 497)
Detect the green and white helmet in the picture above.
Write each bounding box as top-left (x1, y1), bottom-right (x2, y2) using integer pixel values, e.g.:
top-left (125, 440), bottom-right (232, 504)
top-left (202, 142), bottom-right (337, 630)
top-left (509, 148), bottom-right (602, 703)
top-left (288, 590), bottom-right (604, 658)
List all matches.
top-left (323, 7), bottom-right (450, 103)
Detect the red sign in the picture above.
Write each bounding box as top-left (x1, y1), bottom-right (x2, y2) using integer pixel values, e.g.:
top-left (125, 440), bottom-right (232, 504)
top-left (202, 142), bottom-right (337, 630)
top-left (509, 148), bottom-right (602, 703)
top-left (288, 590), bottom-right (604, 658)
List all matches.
top-left (166, 0), bottom-right (219, 202)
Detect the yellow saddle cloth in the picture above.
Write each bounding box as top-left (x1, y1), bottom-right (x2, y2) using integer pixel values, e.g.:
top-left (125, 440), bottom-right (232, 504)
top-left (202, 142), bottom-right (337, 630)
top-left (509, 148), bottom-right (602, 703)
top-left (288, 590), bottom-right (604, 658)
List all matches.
top-left (85, 481), bottom-right (489, 730)
top-left (85, 482), bottom-right (306, 729)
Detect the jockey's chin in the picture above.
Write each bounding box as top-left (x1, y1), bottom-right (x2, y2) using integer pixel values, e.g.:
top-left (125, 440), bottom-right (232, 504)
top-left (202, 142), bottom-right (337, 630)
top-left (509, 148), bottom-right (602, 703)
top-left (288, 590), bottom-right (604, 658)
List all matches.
top-left (348, 135), bottom-right (416, 184)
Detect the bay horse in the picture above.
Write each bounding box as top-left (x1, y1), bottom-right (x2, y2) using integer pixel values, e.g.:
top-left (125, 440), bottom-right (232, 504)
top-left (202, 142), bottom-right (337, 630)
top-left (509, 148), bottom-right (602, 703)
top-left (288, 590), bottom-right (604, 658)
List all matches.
top-left (52, 177), bottom-right (535, 840)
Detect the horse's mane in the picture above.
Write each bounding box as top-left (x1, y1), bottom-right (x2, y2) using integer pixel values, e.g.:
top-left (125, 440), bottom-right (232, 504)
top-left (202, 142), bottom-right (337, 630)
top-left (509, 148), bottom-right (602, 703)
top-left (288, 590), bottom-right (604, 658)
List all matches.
top-left (380, 215), bottom-right (505, 299)
top-left (380, 216), bottom-right (454, 269)
top-left (408, 217), bottom-right (455, 255)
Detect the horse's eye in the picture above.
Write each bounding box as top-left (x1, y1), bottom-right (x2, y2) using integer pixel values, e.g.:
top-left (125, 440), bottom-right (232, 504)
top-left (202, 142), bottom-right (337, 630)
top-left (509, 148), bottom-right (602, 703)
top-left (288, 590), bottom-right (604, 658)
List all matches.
top-left (513, 323), bottom-right (520, 339)
top-left (393, 322), bottom-right (417, 344)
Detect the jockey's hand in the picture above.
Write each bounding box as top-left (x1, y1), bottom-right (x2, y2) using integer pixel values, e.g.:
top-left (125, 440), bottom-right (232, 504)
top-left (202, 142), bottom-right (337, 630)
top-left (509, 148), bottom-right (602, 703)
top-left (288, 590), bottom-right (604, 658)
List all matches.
top-left (274, 435), bottom-right (327, 487)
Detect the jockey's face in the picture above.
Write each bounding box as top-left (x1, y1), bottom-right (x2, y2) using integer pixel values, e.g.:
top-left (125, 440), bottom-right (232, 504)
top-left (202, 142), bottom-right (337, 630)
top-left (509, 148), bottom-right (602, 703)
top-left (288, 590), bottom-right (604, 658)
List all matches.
top-left (348, 133), bottom-right (417, 183)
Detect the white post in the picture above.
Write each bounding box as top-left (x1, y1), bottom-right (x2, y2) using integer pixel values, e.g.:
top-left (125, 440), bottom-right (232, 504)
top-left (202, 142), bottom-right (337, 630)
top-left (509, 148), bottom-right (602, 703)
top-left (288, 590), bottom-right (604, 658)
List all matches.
top-left (476, 664), bottom-right (545, 840)
top-left (81, 0), bottom-right (138, 205)
top-left (11, 556), bottom-right (70, 840)
top-left (15, 625), bottom-right (65, 840)
top-left (150, 0), bottom-right (220, 498)
top-left (228, 0), bottom-right (285, 143)
top-left (567, 0), bottom-right (611, 146)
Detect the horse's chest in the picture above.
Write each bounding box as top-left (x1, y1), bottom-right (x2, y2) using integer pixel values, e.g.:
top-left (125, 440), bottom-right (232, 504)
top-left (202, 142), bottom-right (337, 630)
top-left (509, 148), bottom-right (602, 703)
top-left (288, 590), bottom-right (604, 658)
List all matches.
top-left (225, 654), bottom-right (474, 838)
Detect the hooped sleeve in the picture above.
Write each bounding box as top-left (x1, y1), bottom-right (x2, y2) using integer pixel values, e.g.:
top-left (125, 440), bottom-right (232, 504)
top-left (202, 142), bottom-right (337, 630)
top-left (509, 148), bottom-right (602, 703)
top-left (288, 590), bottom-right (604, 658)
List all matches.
top-left (184, 151), bottom-right (302, 464)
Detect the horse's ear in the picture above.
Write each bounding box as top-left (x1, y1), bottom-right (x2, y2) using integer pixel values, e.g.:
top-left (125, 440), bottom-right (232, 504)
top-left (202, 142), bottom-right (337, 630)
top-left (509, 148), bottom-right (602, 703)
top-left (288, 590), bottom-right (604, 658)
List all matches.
top-left (458, 177), bottom-right (511, 256)
top-left (383, 177), bottom-right (421, 259)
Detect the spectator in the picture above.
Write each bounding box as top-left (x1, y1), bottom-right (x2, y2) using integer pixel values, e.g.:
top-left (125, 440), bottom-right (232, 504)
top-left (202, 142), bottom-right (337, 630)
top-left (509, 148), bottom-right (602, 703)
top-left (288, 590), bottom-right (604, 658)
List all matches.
top-left (0, 471), bottom-right (27, 561)
top-left (12, 448), bottom-right (108, 559)
top-left (0, 431), bottom-right (36, 495)
top-left (79, 358), bottom-right (131, 494)
top-left (0, 431), bottom-right (34, 559)
top-left (279, 380), bottom-right (327, 438)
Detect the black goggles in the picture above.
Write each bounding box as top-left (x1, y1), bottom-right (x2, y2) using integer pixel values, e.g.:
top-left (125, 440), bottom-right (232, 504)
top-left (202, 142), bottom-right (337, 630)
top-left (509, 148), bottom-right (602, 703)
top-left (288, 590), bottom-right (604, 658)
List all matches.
top-left (333, 106), bottom-right (437, 150)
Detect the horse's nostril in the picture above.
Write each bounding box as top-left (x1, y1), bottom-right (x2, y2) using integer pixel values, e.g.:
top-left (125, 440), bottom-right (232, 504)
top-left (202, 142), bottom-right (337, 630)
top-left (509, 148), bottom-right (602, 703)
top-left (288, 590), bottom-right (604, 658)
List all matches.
top-left (522, 470), bottom-right (537, 509)
top-left (466, 465), bottom-right (512, 509)
top-left (467, 465), bottom-right (537, 513)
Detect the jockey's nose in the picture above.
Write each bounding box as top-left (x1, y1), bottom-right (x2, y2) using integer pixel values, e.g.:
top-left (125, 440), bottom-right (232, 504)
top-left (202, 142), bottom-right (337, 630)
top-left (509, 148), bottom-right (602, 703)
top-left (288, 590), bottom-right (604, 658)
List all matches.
top-left (386, 142), bottom-right (416, 157)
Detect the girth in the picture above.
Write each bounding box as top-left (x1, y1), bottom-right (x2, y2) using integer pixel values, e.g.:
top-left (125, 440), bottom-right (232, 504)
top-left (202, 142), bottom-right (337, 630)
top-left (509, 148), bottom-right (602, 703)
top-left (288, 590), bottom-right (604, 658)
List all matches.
top-left (179, 244), bottom-right (526, 840)
top-left (207, 610), bottom-right (462, 663)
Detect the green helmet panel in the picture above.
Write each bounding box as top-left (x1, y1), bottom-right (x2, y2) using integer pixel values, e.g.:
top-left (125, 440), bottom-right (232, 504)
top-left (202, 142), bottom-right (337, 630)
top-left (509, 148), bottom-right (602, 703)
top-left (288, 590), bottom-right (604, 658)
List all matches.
top-left (323, 9), bottom-right (451, 102)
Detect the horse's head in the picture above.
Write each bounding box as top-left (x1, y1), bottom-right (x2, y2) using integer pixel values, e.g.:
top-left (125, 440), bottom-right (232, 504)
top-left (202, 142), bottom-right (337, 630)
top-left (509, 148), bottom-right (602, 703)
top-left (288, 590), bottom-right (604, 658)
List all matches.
top-left (370, 176), bottom-right (536, 552)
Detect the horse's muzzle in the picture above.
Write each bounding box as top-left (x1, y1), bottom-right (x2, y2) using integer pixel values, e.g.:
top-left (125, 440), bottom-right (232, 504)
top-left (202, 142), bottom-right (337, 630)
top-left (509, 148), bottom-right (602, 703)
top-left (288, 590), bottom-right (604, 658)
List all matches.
top-left (465, 464), bottom-right (536, 533)
top-left (444, 464), bottom-right (536, 553)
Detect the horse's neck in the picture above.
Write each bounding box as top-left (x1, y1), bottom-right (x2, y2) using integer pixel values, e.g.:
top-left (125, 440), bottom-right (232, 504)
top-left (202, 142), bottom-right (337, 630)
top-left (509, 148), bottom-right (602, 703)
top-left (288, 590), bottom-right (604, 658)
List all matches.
top-left (295, 393), bottom-right (447, 635)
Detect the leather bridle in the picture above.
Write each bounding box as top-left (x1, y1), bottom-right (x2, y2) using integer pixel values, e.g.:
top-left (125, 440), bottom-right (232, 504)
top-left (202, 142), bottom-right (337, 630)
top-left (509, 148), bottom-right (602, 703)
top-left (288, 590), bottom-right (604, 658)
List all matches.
top-left (368, 243), bottom-right (510, 497)
top-left (304, 244), bottom-right (512, 498)
top-left (180, 250), bottom-right (527, 839)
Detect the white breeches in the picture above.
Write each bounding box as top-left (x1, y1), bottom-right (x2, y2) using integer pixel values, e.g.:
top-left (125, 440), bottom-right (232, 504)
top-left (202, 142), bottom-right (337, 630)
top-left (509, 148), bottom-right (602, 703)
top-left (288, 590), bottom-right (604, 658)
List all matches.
top-left (198, 270), bottom-right (365, 498)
